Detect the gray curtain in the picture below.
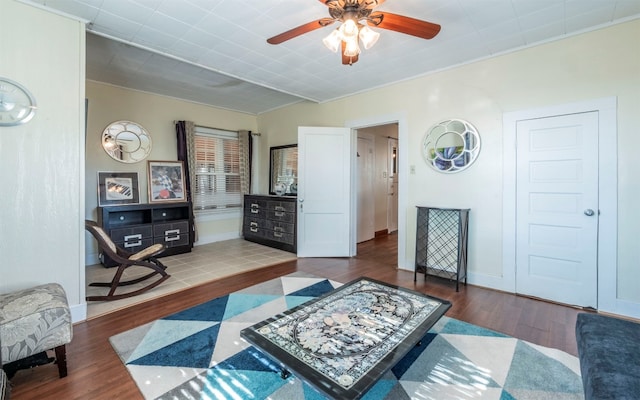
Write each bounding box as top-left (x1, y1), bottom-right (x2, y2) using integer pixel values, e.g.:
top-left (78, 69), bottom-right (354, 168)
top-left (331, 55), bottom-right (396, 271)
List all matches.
top-left (238, 130), bottom-right (251, 195)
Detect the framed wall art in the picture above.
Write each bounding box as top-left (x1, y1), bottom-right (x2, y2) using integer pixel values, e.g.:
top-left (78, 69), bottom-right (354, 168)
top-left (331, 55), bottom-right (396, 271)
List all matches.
top-left (148, 160), bottom-right (186, 203)
top-left (97, 171), bottom-right (140, 206)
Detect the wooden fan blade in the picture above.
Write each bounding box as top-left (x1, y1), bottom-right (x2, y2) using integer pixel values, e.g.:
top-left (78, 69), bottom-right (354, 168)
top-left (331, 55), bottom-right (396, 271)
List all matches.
top-left (341, 41), bottom-right (359, 65)
top-left (367, 12), bottom-right (441, 40)
top-left (362, 0), bottom-right (386, 9)
top-left (267, 18), bottom-right (335, 44)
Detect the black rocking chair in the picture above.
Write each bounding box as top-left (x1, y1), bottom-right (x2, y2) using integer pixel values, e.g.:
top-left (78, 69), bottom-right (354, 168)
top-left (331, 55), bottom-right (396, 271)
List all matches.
top-left (85, 220), bottom-right (171, 301)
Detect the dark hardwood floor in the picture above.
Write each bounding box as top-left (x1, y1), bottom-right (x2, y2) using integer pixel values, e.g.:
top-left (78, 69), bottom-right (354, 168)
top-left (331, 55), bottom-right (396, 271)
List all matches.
top-left (8, 233), bottom-right (585, 399)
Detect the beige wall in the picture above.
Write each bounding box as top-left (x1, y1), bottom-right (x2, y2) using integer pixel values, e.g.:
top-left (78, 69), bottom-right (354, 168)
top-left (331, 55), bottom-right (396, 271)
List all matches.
top-left (257, 20), bottom-right (640, 315)
top-left (0, 0), bottom-right (86, 320)
top-left (85, 81), bottom-right (258, 262)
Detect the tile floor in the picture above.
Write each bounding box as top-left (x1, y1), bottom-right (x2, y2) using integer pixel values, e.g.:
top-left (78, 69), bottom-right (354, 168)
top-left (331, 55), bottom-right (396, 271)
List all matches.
top-left (85, 239), bottom-right (297, 319)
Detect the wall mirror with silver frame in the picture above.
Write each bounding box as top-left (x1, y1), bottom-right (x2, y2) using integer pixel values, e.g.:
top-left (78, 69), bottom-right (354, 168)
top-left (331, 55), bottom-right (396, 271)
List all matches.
top-left (422, 119), bottom-right (480, 173)
top-left (102, 120), bottom-right (152, 163)
top-left (269, 144), bottom-right (298, 196)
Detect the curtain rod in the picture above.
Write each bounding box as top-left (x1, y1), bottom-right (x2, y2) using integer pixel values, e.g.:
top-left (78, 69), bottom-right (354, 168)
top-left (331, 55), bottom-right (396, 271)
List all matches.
top-left (173, 121), bottom-right (260, 136)
top-left (173, 120), bottom-right (251, 134)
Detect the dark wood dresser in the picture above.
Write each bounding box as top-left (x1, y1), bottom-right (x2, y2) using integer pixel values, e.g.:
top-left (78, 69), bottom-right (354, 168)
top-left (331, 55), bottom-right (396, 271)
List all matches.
top-left (98, 202), bottom-right (193, 267)
top-left (243, 194), bottom-right (297, 253)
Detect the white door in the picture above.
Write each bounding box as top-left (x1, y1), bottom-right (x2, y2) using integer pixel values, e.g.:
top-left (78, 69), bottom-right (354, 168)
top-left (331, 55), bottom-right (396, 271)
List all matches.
top-left (387, 138), bottom-right (398, 233)
top-left (357, 135), bottom-right (375, 243)
top-left (297, 126), bottom-right (353, 257)
top-left (516, 112), bottom-right (598, 308)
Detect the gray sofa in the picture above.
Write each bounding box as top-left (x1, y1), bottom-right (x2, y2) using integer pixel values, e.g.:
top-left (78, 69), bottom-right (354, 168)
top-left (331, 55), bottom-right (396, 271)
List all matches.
top-left (575, 313), bottom-right (640, 400)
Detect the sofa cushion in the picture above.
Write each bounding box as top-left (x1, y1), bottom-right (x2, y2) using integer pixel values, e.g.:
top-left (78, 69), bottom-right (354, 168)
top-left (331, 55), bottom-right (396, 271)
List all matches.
top-left (576, 313), bottom-right (640, 400)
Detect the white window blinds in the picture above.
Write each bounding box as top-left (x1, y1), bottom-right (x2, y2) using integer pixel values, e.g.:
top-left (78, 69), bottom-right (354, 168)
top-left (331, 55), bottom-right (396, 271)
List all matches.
top-left (193, 126), bottom-right (241, 211)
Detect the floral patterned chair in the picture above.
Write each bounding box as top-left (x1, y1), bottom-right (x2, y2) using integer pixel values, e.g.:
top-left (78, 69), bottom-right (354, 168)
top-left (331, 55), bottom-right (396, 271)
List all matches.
top-left (0, 283), bottom-right (72, 379)
top-left (0, 368), bottom-right (8, 399)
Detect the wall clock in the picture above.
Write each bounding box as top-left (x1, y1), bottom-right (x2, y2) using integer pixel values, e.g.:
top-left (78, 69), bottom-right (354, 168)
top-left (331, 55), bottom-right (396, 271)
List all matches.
top-left (0, 77), bottom-right (37, 126)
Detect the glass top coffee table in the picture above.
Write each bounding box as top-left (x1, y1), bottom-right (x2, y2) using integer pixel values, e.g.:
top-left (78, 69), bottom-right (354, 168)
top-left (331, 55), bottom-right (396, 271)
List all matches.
top-left (240, 277), bottom-right (451, 399)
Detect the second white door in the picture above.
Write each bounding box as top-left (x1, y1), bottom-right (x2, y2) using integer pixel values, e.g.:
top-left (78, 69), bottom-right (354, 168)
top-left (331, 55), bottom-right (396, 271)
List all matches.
top-left (297, 126), bottom-right (353, 257)
top-left (516, 111), bottom-right (599, 308)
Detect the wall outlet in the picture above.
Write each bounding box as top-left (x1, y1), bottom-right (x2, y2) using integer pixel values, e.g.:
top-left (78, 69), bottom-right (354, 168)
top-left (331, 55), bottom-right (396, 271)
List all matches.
top-left (410, 165), bottom-right (416, 174)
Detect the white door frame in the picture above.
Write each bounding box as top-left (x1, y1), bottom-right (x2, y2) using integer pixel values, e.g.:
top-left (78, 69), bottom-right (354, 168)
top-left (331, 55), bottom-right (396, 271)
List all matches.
top-left (387, 137), bottom-right (399, 233)
top-left (502, 97), bottom-right (617, 312)
top-left (346, 113), bottom-right (408, 268)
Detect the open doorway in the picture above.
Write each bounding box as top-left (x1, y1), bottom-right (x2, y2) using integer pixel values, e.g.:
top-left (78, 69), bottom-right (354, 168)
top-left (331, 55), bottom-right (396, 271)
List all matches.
top-left (356, 123), bottom-right (399, 244)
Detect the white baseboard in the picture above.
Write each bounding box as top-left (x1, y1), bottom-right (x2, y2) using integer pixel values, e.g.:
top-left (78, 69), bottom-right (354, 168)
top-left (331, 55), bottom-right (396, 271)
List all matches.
top-left (194, 232), bottom-right (242, 246)
top-left (70, 303), bottom-right (87, 323)
top-left (467, 271), bottom-right (515, 293)
top-left (599, 298), bottom-right (640, 320)
top-left (86, 252), bottom-right (100, 266)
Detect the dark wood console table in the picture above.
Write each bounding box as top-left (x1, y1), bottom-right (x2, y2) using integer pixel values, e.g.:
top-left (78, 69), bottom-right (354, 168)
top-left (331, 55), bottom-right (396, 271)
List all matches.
top-left (98, 202), bottom-right (193, 267)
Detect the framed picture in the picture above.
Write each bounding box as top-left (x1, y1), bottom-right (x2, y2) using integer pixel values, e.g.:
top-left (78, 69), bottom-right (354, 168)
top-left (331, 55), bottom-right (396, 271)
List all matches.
top-left (148, 160), bottom-right (186, 203)
top-left (97, 171), bottom-right (140, 206)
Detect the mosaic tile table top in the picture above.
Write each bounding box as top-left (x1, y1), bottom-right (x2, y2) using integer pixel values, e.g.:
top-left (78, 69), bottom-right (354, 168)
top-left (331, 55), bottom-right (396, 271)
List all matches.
top-left (240, 277), bottom-right (451, 399)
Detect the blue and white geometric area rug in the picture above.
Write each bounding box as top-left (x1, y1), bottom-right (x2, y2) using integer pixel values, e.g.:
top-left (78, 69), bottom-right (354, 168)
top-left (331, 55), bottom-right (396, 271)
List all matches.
top-left (109, 272), bottom-right (584, 400)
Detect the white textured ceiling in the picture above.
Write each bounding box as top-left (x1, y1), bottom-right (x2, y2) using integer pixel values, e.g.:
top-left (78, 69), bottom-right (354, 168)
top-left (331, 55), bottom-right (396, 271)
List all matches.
top-left (24, 0), bottom-right (640, 114)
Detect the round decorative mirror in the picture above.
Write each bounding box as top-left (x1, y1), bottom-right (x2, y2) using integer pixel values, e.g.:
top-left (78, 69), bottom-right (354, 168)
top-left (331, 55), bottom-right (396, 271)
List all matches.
top-left (102, 120), bottom-right (152, 163)
top-left (422, 119), bottom-right (480, 173)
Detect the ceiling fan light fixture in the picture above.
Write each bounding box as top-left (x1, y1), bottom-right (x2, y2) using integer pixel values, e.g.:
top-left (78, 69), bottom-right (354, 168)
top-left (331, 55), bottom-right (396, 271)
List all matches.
top-left (267, 1), bottom-right (441, 66)
top-left (323, 29), bottom-right (342, 52)
top-left (358, 25), bottom-right (380, 49)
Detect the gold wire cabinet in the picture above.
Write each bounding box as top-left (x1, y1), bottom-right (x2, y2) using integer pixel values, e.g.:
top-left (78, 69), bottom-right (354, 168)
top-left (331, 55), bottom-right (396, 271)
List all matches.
top-left (414, 207), bottom-right (469, 291)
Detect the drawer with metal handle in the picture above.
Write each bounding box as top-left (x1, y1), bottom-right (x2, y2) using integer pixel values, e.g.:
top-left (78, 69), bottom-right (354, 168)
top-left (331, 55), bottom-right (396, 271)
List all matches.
top-left (265, 220), bottom-right (294, 234)
top-left (109, 225), bottom-right (153, 243)
top-left (266, 209), bottom-right (295, 223)
top-left (265, 228), bottom-right (294, 244)
top-left (268, 201), bottom-right (295, 213)
top-left (153, 221), bottom-right (190, 247)
top-left (118, 238), bottom-right (154, 251)
top-left (244, 198), bottom-right (268, 216)
top-left (243, 220), bottom-right (265, 238)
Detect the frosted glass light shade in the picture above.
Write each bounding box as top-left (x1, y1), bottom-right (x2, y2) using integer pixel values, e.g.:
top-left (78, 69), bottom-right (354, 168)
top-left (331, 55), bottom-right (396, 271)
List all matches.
top-left (340, 19), bottom-right (359, 39)
top-left (323, 29), bottom-right (342, 52)
top-left (359, 26), bottom-right (380, 49)
top-left (344, 37), bottom-right (361, 57)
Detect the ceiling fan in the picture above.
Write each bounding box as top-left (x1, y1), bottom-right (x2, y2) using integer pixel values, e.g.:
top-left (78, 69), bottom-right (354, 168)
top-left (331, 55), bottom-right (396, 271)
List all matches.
top-left (267, 0), bottom-right (441, 65)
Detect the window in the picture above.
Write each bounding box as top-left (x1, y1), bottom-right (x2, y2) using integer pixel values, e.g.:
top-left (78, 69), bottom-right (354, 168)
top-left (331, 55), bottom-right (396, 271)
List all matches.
top-left (193, 126), bottom-right (241, 212)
